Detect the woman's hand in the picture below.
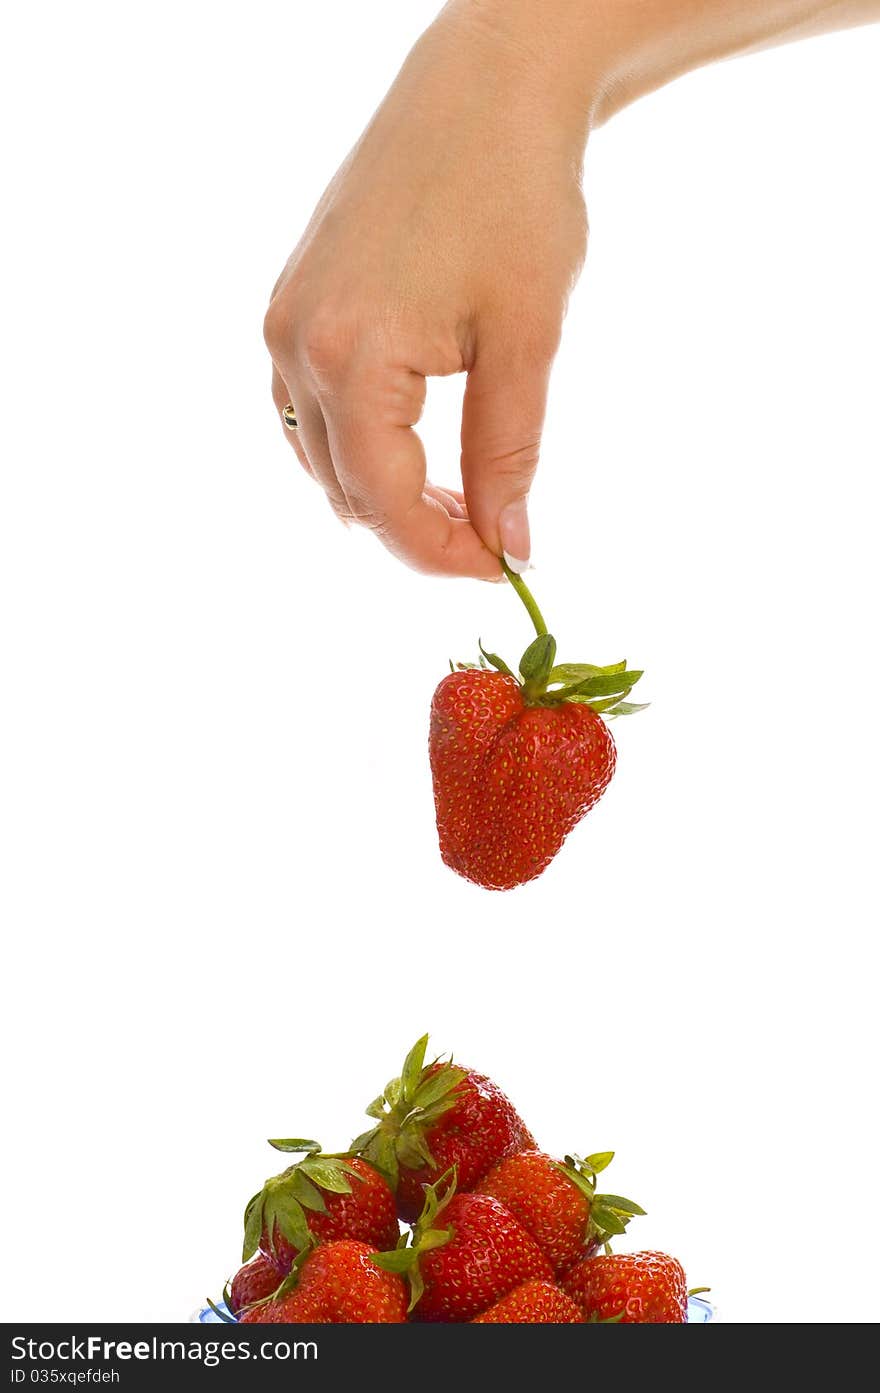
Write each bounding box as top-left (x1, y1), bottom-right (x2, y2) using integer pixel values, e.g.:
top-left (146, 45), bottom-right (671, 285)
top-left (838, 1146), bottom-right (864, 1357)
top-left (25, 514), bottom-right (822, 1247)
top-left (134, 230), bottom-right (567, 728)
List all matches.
top-left (263, 4), bottom-right (589, 577)
top-left (265, 0), bottom-right (880, 577)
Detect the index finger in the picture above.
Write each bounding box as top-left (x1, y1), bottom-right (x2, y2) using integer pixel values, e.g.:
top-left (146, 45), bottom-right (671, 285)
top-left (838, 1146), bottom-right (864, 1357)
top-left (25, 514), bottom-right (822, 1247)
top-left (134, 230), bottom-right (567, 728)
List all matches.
top-left (322, 366), bottom-right (502, 579)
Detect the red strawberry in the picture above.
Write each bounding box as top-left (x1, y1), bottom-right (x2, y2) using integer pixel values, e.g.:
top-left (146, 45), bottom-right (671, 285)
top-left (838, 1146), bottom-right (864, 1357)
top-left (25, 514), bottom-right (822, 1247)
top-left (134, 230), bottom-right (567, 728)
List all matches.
top-left (375, 1172), bottom-right (554, 1323)
top-left (563, 1251), bottom-right (689, 1324)
top-left (242, 1144), bottom-right (399, 1273)
top-left (239, 1240), bottom-right (407, 1324)
top-left (471, 1279), bottom-right (584, 1324)
top-left (477, 1149), bottom-right (645, 1275)
top-left (227, 1253), bottom-right (282, 1315)
top-left (430, 563), bottom-right (645, 889)
top-left (351, 1035), bottom-right (535, 1223)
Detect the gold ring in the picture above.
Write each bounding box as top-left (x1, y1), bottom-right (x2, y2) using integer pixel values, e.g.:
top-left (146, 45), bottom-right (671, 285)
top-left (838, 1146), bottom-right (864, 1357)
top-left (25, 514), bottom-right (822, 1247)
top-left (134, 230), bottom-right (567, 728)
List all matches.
top-left (282, 403), bottom-right (298, 430)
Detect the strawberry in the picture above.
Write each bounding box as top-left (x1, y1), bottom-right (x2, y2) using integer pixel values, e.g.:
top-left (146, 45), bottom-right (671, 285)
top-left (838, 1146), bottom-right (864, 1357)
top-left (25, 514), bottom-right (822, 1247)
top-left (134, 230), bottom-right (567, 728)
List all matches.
top-left (477, 1149), bottom-right (645, 1275)
top-left (430, 561), bottom-right (645, 889)
top-left (351, 1035), bottom-right (535, 1223)
top-left (239, 1240), bottom-right (408, 1324)
top-left (242, 1143), bottom-right (399, 1273)
top-left (563, 1251), bottom-right (689, 1324)
top-left (227, 1253), bottom-right (283, 1315)
top-left (471, 1279), bottom-right (584, 1324)
top-left (375, 1171), bottom-right (554, 1322)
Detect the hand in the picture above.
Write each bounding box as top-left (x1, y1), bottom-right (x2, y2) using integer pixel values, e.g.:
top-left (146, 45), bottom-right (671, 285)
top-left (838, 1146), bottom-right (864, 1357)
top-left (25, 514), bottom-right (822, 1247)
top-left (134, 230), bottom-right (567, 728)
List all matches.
top-left (264, 4), bottom-right (588, 578)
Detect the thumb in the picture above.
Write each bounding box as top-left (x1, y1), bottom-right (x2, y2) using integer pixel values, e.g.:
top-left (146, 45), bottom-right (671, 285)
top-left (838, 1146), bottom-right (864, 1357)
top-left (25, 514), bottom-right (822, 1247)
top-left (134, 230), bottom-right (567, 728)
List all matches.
top-left (459, 334), bottom-right (554, 572)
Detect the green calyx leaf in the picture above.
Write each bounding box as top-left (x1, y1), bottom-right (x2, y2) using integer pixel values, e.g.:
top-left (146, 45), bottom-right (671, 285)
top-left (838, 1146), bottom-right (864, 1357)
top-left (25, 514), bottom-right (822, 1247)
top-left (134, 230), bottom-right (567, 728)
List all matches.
top-left (555, 1164), bottom-right (597, 1204)
top-left (558, 1150), bottom-right (612, 1185)
top-left (376, 1253), bottom-right (427, 1314)
top-left (350, 1036), bottom-right (466, 1193)
top-left (478, 640), bottom-right (515, 679)
top-left (371, 1248), bottom-right (419, 1276)
top-left (519, 633), bottom-right (557, 685)
top-left (241, 1149), bottom-right (363, 1262)
top-left (391, 1131), bottom-right (430, 1175)
top-left (577, 693), bottom-right (636, 714)
top-left (272, 1244), bottom-right (314, 1301)
top-left (453, 627), bottom-right (647, 712)
top-left (588, 1191), bottom-right (647, 1248)
top-left (287, 1169), bottom-right (326, 1214)
top-left (262, 1181), bottom-right (312, 1260)
top-left (373, 1168), bottom-right (456, 1313)
top-left (242, 1192), bottom-right (265, 1264)
top-left (405, 1267), bottom-right (425, 1313)
top-left (583, 1152), bottom-right (615, 1174)
top-left (298, 1155), bottom-right (361, 1194)
top-left (413, 1166), bottom-right (457, 1232)
top-left (549, 669), bottom-right (644, 703)
top-left (594, 1194), bottom-right (647, 1217)
top-left (605, 700), bottom-right (650, 718)
top-left (548, 661), bottom-right (626, 684)
top-left (206, 1295), bottom-right (239, 1325)
top-left (453, 559), bottom-right (648, 714)
top-left (410, 1070), bottom-right (464, 1113)
top-left (554, 1151), bottom-right (646, 1255)
top-left (268, 1139), bottom-right (321, 1154)
top-left (355, 1128), bottom-right (400, 1191)
top-left (589, 1205), bottom-right (629, 1237)
top-left (401, 1034), bottom-right (430, 1099)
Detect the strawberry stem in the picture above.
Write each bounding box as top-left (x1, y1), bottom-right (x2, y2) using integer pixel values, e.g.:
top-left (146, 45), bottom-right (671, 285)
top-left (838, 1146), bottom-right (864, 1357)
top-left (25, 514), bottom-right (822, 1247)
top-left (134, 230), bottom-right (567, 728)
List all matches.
top-left (501, 559), bottom-right (548, 638)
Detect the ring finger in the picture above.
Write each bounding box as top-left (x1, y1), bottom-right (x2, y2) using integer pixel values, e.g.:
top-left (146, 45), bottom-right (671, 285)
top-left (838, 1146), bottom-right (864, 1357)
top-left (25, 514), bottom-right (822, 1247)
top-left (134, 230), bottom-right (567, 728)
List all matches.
top-left (271, 365), bottom-right (353, 523)
top-left (271, 366), bottom-right (316, 479)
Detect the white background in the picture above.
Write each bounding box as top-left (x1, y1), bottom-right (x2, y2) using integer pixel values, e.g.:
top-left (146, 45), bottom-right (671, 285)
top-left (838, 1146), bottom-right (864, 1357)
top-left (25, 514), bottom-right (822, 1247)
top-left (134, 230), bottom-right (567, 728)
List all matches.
top-left (2, 2), bottom-right (878, 1325)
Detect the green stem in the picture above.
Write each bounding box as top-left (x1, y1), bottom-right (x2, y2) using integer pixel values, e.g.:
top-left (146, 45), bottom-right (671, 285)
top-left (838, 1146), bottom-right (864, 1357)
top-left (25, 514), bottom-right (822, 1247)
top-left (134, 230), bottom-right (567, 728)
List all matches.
top-left (500, 559), bottom-right (548, 637)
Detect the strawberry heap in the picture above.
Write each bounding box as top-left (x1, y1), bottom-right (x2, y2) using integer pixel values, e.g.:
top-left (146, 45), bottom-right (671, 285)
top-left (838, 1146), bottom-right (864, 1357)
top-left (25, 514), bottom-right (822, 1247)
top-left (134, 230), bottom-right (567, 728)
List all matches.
top-left (214, 1036), bottom-right (705, 1325)
top-left (430, 561), bottom-right (647, 890)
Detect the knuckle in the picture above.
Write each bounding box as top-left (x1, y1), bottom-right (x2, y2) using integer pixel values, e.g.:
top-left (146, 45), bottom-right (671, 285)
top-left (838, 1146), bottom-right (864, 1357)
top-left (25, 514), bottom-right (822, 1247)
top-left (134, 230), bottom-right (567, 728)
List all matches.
top-left (263, 295), bottom-right (293, 359)
top-left (265, 293), bottom-right (357, 381)
top-left (494, 297), bottom-right (562, 369)
top-left (336, 482), bottom-right (399, 541)
top-left (519, 311), bottom-right (563, 365)
top-left (301, 308), bottom-right (352, 378)
top-left (344, 497), bottom-right (388, 536)
top-left (564, 186), bottom-right (589, 257)
top-left (484, 440), bottom-right (541, 479)
top-left (328, 495), bottom-right (353, 526)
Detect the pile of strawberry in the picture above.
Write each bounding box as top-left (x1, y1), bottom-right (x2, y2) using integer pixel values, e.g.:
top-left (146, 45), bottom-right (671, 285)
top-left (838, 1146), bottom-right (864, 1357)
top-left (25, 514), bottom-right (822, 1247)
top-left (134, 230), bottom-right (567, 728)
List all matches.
top-left (216, 1037), bottom-right (702, 1325)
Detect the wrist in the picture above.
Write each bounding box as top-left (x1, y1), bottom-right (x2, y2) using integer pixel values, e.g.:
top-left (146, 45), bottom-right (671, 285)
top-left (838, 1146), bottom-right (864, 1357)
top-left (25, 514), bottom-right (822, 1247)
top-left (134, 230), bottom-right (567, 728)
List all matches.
top-left (435, 0), bottom-right (607, 146)
top-left (446, 0), bottom-right (628, 134)
top-left (451, 0), bottom-right (874, 129)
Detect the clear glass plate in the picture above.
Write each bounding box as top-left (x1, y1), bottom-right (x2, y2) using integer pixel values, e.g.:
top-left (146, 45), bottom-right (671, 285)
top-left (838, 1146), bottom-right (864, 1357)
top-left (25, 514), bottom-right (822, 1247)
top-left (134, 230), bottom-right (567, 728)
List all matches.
top-left (193, 1296), bottom-right (715, 1324)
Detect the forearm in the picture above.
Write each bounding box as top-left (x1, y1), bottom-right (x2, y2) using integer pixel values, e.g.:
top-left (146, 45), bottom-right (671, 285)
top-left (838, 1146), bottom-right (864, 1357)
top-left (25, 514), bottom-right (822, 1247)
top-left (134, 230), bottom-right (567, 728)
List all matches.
top-left (449, 0), bottom-right (880, 130)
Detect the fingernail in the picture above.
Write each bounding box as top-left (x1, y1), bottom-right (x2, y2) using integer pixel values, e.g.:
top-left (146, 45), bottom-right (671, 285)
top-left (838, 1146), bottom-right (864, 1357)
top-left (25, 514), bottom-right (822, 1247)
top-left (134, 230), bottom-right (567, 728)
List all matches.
top-left (503, 550), bottom-right (530, 575)
top-left (499, 499), bottom-right (530, 574)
